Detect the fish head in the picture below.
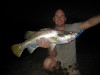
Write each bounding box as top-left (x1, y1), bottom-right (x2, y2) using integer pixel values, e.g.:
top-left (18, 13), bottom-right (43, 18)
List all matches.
top-left (64, 31), bottom-right (77, 38)
top-left (57, 30), bottom-right (77, 37)
top-left (56, 31), bottom-right (77, 44)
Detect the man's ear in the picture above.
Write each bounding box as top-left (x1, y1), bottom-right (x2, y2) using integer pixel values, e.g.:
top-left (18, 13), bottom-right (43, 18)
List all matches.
top-left (65, 17), bottom-right (67, 21)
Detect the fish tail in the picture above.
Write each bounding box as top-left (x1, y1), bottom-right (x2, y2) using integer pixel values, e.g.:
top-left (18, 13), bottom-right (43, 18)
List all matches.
top-left (11, 44), bottom-right (24, 57)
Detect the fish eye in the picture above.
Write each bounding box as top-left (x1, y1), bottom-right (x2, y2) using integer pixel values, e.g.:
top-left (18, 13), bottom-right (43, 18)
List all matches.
top-left (63, 31), bottom-right (69, 34)
top-left (58, 33), bottom-right (64, 37)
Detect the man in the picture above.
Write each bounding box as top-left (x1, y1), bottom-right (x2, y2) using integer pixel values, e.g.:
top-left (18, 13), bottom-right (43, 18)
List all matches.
top-left (39, 9), bottom-right (100, 75)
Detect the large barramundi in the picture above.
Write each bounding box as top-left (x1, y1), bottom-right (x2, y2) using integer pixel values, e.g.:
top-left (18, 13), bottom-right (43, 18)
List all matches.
top-left (11, 28), bottom-right (77, 57)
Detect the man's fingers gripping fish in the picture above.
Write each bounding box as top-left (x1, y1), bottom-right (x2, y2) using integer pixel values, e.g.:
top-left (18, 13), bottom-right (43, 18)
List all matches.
top-left (11, 28), bottom-right (77, 57)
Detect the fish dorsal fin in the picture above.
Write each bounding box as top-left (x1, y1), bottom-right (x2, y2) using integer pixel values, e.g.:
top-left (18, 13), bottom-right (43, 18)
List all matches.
top-left (24, 31), bottom-right (36, 39)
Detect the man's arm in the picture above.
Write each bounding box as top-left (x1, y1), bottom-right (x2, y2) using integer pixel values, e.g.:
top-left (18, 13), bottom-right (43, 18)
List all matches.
top-left (80, 15), bottom-right (100, 30)
top-left (49, 48), bottom-right (57, 57)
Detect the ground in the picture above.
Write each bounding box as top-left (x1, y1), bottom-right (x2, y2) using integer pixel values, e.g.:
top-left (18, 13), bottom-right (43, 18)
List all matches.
top-left (1, 46), bottom-right (99, 75)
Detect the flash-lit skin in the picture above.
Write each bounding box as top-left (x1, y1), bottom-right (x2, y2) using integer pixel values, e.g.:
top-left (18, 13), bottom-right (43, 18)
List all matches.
top-left (43, 56), bottom-right (57, 72)
top-left (40, 9), bottom-right (100, 71)
top-left (53, 10), bottom-right (66, 28)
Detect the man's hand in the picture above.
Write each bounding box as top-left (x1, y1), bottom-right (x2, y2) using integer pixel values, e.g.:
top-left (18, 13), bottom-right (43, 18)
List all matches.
top-left (39, 38), bottom-right (50, 48)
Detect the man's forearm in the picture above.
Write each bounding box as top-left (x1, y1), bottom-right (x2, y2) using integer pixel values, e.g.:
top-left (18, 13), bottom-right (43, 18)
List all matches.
top-left (80, 15), bottom-right (100, 30)
top-left (88, 15), bottom-right (100, 27)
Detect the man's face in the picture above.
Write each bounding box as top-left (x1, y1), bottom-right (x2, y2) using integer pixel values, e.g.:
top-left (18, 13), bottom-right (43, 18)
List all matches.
top-left (53, 9), bottom-right (66, 26)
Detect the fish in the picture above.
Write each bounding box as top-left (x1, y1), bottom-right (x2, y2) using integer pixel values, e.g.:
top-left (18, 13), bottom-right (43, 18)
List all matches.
top-left (11, 28), bottom-right (77, 57)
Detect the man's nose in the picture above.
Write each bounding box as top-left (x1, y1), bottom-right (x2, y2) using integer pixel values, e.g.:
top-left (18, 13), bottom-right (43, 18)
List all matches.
top-left (58, 18), bottom-right (62, 22)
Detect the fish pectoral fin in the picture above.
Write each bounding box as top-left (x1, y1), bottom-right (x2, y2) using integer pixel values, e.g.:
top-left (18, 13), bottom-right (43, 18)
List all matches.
top-left (27, 46), bottom-right (38, 54)
top-left (49, 37), bottom-right (57, 42)
top-left (49, 43), bottom-right (56, 51)
top-left (11, 44), bottom-right (24, 57)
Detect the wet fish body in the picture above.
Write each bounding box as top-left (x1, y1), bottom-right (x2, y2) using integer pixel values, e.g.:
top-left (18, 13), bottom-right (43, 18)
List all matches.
top-left (11, 28), bottom-right (77, 57)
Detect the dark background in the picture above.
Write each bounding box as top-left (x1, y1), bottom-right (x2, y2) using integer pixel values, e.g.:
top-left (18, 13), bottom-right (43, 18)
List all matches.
top-left (2, 0), bottom-right (100, 75)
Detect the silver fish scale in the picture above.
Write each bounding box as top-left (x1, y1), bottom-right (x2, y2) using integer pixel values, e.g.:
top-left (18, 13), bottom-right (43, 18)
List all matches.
top-left (33, 29), bottom-right (59, 40)
top-left (11, 28), bottom-right (78, 57)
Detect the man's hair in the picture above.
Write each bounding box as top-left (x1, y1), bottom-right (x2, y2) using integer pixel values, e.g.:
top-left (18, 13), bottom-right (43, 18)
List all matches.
top-left (53, 8), bottom-right (66, 16)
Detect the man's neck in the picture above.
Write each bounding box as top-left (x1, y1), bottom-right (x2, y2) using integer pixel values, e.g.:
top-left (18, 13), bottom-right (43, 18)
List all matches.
top-left (55, 25), bottom-right (65, 30)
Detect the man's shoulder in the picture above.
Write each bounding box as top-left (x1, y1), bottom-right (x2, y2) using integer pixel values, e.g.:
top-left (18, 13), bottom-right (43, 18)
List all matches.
top-left (65, 22), bottom-right (82, 26)
top-left (64, 22), bottom-right (82, 31)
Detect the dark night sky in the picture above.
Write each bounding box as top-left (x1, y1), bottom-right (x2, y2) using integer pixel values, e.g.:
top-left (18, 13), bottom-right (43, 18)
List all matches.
top-left (2, 0), bottom-right (100, 72)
